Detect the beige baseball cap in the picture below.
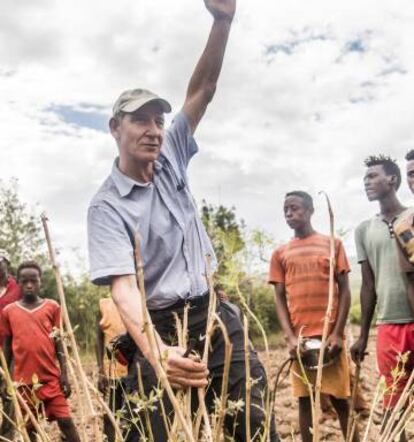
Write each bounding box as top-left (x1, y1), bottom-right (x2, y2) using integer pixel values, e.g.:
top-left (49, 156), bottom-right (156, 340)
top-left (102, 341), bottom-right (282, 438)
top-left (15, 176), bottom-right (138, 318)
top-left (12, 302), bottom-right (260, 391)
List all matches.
top-left (112, 88), bottom-right (172, 116)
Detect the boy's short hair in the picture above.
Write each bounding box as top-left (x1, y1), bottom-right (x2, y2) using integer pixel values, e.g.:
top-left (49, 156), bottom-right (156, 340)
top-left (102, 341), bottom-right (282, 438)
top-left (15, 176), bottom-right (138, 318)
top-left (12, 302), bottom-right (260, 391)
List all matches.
top-left (364, 155), bottom-right (401, 190)
top-left (285, 191), bottom-right (314, 210)
top-left (17, 261), bottom-right (42, 279)
top-left (405, 150), bottom-right (414, 161)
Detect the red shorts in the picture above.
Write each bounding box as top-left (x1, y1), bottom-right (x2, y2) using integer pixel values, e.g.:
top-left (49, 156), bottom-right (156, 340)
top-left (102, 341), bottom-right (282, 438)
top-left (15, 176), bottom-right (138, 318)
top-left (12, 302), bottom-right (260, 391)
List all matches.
top-left (18, 379), bottom-right (71, 423)
top-left (376, 323), bottom-right (414, 408)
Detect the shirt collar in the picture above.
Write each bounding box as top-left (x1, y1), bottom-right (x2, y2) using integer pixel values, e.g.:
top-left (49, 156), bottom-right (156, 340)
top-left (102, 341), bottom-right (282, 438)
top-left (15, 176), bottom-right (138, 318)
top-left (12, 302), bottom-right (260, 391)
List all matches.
top-left (111, 158), bottom-right (163, 198)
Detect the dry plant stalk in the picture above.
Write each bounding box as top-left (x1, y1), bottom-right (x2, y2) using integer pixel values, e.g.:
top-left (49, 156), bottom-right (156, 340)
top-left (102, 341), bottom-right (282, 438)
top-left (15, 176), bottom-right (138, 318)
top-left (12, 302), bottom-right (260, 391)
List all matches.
top-left (15, 390), bottom-right (52, 442)
top-left (212, 313), bottom-right (233, 441)
top-left (233, 282), bottom-right (273, 440)
top-left (312, 192), bottom-right (336, 442)
top-left (362, 376), bottom-right (383, 442)
top-left (345, 362), bottom-right (361, 442)
top-left (133, 232), bottom-right (195, 442)
top-left (41, 213), bottom-right (99, 440)
top-left (243, 315), bottom-right (252, 442)
top-left (59, 329), bottom-right (88, 442)
top-left (378, 357), bottom-right (414, 442)
top-left (0, 353), bottom-right (31, 442)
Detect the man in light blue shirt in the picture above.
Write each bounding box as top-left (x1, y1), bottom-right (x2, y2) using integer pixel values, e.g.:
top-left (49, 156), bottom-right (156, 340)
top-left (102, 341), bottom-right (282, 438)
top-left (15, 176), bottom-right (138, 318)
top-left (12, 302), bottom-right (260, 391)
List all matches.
top-left (87, 1), bottom-right (278, 440)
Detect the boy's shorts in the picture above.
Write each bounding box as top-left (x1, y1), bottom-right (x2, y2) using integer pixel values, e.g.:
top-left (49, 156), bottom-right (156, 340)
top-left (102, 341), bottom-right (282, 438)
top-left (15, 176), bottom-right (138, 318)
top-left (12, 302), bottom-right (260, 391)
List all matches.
top-left (291, 344), bottom-right (351, 398)
top-left (377, 322), bottom-right (414, 408)
top-left (19, 378), bottom-right (71, 422)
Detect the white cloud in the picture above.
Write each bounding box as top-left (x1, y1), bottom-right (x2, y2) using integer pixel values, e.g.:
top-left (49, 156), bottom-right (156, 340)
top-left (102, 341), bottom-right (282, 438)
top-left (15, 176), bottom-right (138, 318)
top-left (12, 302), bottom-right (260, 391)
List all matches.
top-left (1, 0), bottom-right (414, 275)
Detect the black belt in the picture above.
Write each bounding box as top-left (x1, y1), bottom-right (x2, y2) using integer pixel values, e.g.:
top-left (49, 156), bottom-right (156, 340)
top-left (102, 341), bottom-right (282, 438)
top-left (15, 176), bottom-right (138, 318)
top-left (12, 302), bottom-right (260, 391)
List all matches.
top-left (149, 291), bottom-right (210, 313)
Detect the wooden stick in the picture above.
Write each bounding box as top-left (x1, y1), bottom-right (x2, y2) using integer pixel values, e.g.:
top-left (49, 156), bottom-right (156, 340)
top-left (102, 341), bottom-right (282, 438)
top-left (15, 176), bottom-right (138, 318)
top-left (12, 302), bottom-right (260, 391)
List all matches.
top-left (41, 214), bottom-right (98, 439)
top-left (0, 353), bottom-right (31, 442)
top-left (313, 192), bottom-right (336, 442)
top-left (346, 362), bottom-right (361, 442)
top-left (212, 313), bottom-right (233, 442)
top-left (362, 377), bottom-right (383, 442)
top-left (243, 315), bottom-right (252, 442)
top-left (133, 232), bottom-right (195, 442)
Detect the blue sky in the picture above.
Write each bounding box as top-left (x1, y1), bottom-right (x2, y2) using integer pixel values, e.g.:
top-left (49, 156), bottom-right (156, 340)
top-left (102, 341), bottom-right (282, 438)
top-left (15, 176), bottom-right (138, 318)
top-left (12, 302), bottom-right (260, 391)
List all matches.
top-left (1, 0), bottom-right (414, 274)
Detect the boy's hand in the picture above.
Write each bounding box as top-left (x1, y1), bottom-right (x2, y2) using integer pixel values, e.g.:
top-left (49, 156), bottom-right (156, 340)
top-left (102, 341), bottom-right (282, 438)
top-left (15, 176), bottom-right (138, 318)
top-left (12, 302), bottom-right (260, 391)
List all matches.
top-left (60, 374), bottom-right (72, 398)
top-left (326, 333), bottom-right (343, 359)
top-left (98, 372), bottom-right (109, 394)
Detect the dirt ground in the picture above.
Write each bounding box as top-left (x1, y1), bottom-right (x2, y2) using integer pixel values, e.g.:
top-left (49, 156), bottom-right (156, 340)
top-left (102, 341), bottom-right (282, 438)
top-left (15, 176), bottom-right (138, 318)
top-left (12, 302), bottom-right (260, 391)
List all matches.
top-left (43, 327), bottom-right (414, 441)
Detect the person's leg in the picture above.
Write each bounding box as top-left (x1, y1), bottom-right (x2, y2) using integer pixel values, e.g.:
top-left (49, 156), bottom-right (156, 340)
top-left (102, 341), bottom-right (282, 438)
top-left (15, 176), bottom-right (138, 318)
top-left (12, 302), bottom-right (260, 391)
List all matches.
top-left (0, 395), bottom-right (15, 439)
top-left (103, 380), bottom-right (124, 442)
top-left (57, 418), bottom-right (81, 442)
top-left (381, 409), bottom-right (407, 442)
top-left (123, 354), bottom-right (173, 442)
top-left (329, 395), bottom-right (360, 442)
top-left (298, 397), bottom-right (313, 442)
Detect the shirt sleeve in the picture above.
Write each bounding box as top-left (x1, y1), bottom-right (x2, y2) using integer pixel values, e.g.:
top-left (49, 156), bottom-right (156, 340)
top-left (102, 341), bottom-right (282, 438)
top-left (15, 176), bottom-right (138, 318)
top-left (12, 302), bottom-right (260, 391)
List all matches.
top-left (268, 248), bottom-right (285, 284)
top-left (354, 223), bottom-right (367, 263)
top-left (335, 239), bottom-right (350, 274)
top-left (88, 205), bottom-right (136, 285)
top-left (162, 112), bottom-right (199, 172)
top-left (0, 308), bottom-right (12, 337)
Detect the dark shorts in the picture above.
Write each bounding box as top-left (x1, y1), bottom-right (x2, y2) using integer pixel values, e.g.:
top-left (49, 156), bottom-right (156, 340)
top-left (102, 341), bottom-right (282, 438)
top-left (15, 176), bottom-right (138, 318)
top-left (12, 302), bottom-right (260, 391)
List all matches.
top-left (123, 298), bottom-right (279, 442)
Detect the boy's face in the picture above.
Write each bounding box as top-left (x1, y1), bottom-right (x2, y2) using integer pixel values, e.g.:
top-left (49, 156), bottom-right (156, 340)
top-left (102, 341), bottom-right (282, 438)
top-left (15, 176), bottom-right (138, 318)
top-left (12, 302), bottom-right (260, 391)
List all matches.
top-left (18, 268), bottom-right (41, 298)
top-left (284, 196), bottom-right (312, 230)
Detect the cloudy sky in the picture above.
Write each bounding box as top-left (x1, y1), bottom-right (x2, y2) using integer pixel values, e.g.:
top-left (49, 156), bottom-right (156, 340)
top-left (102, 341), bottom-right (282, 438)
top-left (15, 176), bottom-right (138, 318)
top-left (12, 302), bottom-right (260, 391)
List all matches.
top-left (1, 0), bottom-right (414, 274)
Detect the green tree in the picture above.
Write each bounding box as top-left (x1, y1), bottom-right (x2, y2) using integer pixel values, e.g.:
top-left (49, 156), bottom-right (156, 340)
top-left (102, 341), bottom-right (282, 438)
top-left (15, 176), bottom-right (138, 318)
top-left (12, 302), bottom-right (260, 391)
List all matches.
top-left (0, 178), bottom-right (46, 269)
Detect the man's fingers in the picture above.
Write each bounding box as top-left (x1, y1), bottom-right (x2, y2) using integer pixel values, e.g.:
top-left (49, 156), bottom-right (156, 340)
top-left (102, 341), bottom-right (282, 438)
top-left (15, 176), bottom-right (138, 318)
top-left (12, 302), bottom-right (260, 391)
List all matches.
top-left (168, 376), bottom-right (209, 389)
top-left (168, 355), bottom-right (208, 373)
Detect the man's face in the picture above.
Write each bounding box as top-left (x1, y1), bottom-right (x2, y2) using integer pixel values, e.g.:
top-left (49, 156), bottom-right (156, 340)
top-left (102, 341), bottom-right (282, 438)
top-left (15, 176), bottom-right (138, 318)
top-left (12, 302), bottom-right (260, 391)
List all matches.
top-left (18, 268), bottom-right (41, 298)
top-left (364, 165), bottom-right (395, 201)
top-left (110, 102), bottom-right (165, 164)
top-left (284, 196), bottom-right (312, 230)
top-left (406, 160), bottom-right (414, 194)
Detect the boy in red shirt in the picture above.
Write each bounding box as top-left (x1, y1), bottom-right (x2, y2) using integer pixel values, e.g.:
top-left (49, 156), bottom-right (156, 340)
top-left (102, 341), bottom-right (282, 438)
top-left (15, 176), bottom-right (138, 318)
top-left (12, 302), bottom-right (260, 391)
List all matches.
top-left (1, 261), bottom-right (80, 442)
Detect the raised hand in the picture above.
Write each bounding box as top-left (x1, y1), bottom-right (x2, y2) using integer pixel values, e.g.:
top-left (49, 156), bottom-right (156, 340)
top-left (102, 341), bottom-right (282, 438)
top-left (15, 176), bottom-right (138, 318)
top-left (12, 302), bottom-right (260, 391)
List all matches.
top-left (204, 0), bottom-right (236, 22)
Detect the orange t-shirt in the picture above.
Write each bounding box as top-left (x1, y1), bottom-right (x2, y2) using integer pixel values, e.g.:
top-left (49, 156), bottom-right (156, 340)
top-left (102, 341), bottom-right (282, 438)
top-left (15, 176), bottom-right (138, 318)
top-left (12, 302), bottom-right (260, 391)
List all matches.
top-left (268, 233), bottom-right (350, 337)
top-left (99, 298), bottom-right (127, 378)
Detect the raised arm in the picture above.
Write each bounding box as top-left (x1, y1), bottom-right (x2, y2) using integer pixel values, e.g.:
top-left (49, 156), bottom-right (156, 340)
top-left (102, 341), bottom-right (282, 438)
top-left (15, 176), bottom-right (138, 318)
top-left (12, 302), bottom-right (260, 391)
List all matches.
top-left (182, 0), bottom-right (236, 134)
top-left (350, 261), bottom-right (377, 363)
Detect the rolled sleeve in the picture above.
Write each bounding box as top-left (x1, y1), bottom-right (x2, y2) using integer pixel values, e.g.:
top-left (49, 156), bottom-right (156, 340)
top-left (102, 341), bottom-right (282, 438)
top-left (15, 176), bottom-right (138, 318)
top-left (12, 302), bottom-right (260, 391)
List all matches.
top-left (88, 205), bottom-right (135, 285)
top-left (268, 249), bottom-right (285, 284)
top-left (354, 223), bottom-right (367, 263)
top-left (163, 112), bottom-right (199, 171)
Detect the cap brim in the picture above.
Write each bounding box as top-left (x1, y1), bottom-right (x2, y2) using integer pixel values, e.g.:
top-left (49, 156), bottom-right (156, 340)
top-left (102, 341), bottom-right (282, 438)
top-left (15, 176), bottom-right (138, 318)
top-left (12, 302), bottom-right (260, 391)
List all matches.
top-left (121, 97), bottom-right (172, 114)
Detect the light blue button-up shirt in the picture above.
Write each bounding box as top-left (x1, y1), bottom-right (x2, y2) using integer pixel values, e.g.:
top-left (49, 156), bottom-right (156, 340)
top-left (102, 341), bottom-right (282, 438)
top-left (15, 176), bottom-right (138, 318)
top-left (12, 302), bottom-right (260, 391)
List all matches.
top-left (87, 112), bottom-right (217, 309)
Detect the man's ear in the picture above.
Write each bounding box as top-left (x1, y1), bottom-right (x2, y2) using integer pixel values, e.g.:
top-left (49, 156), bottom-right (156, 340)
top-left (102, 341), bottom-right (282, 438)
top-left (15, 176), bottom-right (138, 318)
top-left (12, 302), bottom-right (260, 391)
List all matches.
top-left (388, 174), bottom-right (397, 188)
top-left (109, 117), bottom-right (120, 141)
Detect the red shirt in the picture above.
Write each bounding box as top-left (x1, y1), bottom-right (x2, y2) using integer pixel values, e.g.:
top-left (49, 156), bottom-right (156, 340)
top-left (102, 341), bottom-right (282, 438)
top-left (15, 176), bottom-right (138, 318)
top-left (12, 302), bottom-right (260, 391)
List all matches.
top-left (1, 299), bottom-right (61, 384)
top-left (0, 276), bottom-right (22, 347)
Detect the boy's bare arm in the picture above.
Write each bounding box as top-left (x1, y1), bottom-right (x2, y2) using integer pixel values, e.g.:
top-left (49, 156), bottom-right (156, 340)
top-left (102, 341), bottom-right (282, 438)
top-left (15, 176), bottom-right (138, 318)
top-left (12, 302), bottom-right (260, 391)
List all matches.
top-left (272, 282), bottom-right (297, 357)
top-left (55, 338), bottom-right (71, 398)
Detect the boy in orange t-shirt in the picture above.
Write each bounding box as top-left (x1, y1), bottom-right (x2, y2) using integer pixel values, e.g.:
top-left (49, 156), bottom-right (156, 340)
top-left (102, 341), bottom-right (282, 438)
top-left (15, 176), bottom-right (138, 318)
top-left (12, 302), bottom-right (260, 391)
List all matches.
top-left (268, 191), bottom-right (357, 442)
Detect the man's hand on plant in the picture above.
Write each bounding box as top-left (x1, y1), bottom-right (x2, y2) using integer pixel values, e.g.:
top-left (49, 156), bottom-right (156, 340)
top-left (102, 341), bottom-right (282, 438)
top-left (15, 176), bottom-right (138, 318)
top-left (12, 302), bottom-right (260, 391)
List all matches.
top-left (148, 345), bottom-right (209, 389)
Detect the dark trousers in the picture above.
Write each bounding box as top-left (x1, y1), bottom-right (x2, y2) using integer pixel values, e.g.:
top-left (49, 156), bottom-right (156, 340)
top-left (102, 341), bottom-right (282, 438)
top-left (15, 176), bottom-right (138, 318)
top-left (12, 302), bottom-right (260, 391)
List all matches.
top-left (0, 394), bottom-right (15, 439)
top-left (124, 299), bottom-right (279, 442)
top-left (103, 381), bottom-right (125, 442)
